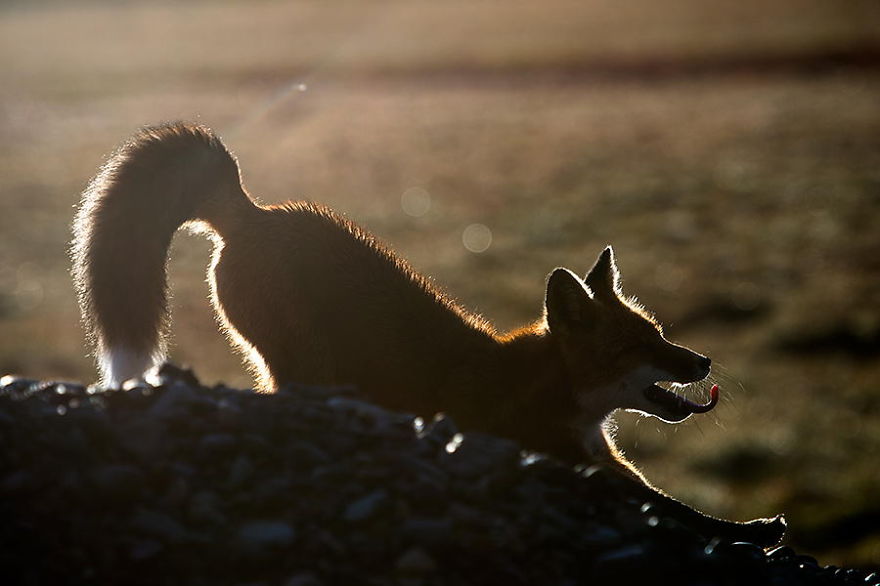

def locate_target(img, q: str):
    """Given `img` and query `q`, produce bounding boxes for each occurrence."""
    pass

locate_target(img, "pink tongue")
[687,384,719,413]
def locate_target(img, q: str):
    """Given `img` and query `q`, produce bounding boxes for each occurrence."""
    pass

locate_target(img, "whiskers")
[656,362,743,431]
[689,362,744,430]
[707,361,745,403]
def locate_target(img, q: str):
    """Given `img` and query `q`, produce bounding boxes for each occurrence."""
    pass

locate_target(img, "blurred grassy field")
[2,0,879,568]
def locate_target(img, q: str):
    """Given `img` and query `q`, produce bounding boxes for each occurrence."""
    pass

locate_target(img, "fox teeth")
[656,381,689,394]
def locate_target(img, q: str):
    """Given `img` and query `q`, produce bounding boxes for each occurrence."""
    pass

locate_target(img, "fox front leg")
[647,485,786,547]
[583,464,786,547]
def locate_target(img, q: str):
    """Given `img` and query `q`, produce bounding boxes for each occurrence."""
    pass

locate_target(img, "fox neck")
[481,323,643,468]
[458,323,584,462]
[494,323,569,403]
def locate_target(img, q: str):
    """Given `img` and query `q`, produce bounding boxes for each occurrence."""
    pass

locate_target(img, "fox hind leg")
[99,346,161,388]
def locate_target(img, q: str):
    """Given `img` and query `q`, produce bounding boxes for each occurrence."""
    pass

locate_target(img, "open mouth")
[642,383,719,422]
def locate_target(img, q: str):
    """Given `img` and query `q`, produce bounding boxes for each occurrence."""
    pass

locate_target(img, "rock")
[199,432,237,454]
[128,539,164,561]
[0,470,37,495]
[147,382,196,418]
[594,544,647,564]
[767,545,797,561]
[1,366,873,586]
[395,547,438,575]
[439,432,521,480]
[187,491,227,527]
[420,413,459,445]
[154,363,202,388]
[237,521,297,552]
[89,465,145,499]
[400,517,454,546]
[129,509,188,543]
[576,523,622,547]
[284,572,323,586]
[343,489,389,522]
[326,396,392,421]
[0,374,36,393]
[226,454,254,487]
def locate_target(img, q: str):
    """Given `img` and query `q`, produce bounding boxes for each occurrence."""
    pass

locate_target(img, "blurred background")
[1,0,878,568]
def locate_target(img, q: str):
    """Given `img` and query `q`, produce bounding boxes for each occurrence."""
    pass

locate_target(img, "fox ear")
[545,268,594,332]
[584,246,620,300]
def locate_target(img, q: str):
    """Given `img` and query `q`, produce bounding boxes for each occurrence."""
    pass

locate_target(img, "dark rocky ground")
[1,363,877,586]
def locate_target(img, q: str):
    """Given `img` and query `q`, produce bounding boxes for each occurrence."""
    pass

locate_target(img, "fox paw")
[737,514,787,548]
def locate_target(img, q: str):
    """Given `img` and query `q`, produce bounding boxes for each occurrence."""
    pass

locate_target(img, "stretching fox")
[72,122,784,545]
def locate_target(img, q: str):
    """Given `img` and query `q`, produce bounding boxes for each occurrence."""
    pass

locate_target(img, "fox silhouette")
[72,122,784,546]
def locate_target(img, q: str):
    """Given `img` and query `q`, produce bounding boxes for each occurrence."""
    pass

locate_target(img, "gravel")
[1,363,877,586]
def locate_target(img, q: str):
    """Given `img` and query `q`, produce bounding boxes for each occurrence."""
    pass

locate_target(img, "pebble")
[129,509,188,543]
[199,432,237,454]
[326,396,393,421]
[226,454,254,487]
[147,382,196,418]
[767,545,796,559]
[284,572,323,586]
[395,547,438,575]
[420,413,459,444]
[440,432,521,479]
[343,489,389,522]
[401,517,454,546]
[577,523,623,547]
[237,520,297,551]
[187,490,227,527]
[128,539,164,561]
[595,544,648,564]
[0,470,35,494]
[0,374,34,392]
[89,465,145,499]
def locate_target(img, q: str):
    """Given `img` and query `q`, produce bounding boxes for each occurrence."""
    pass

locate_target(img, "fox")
[71,122,784,546]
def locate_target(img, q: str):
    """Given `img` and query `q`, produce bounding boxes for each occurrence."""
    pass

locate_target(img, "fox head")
[544,247,715,425]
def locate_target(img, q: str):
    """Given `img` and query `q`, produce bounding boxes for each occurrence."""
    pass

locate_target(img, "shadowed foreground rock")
[1,364,877,586]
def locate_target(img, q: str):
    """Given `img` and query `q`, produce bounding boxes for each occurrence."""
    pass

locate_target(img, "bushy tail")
[71,122,244,387]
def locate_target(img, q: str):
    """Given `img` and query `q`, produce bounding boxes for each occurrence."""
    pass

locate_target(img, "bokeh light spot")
[462,223,492,253]
[401,187,431,217]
